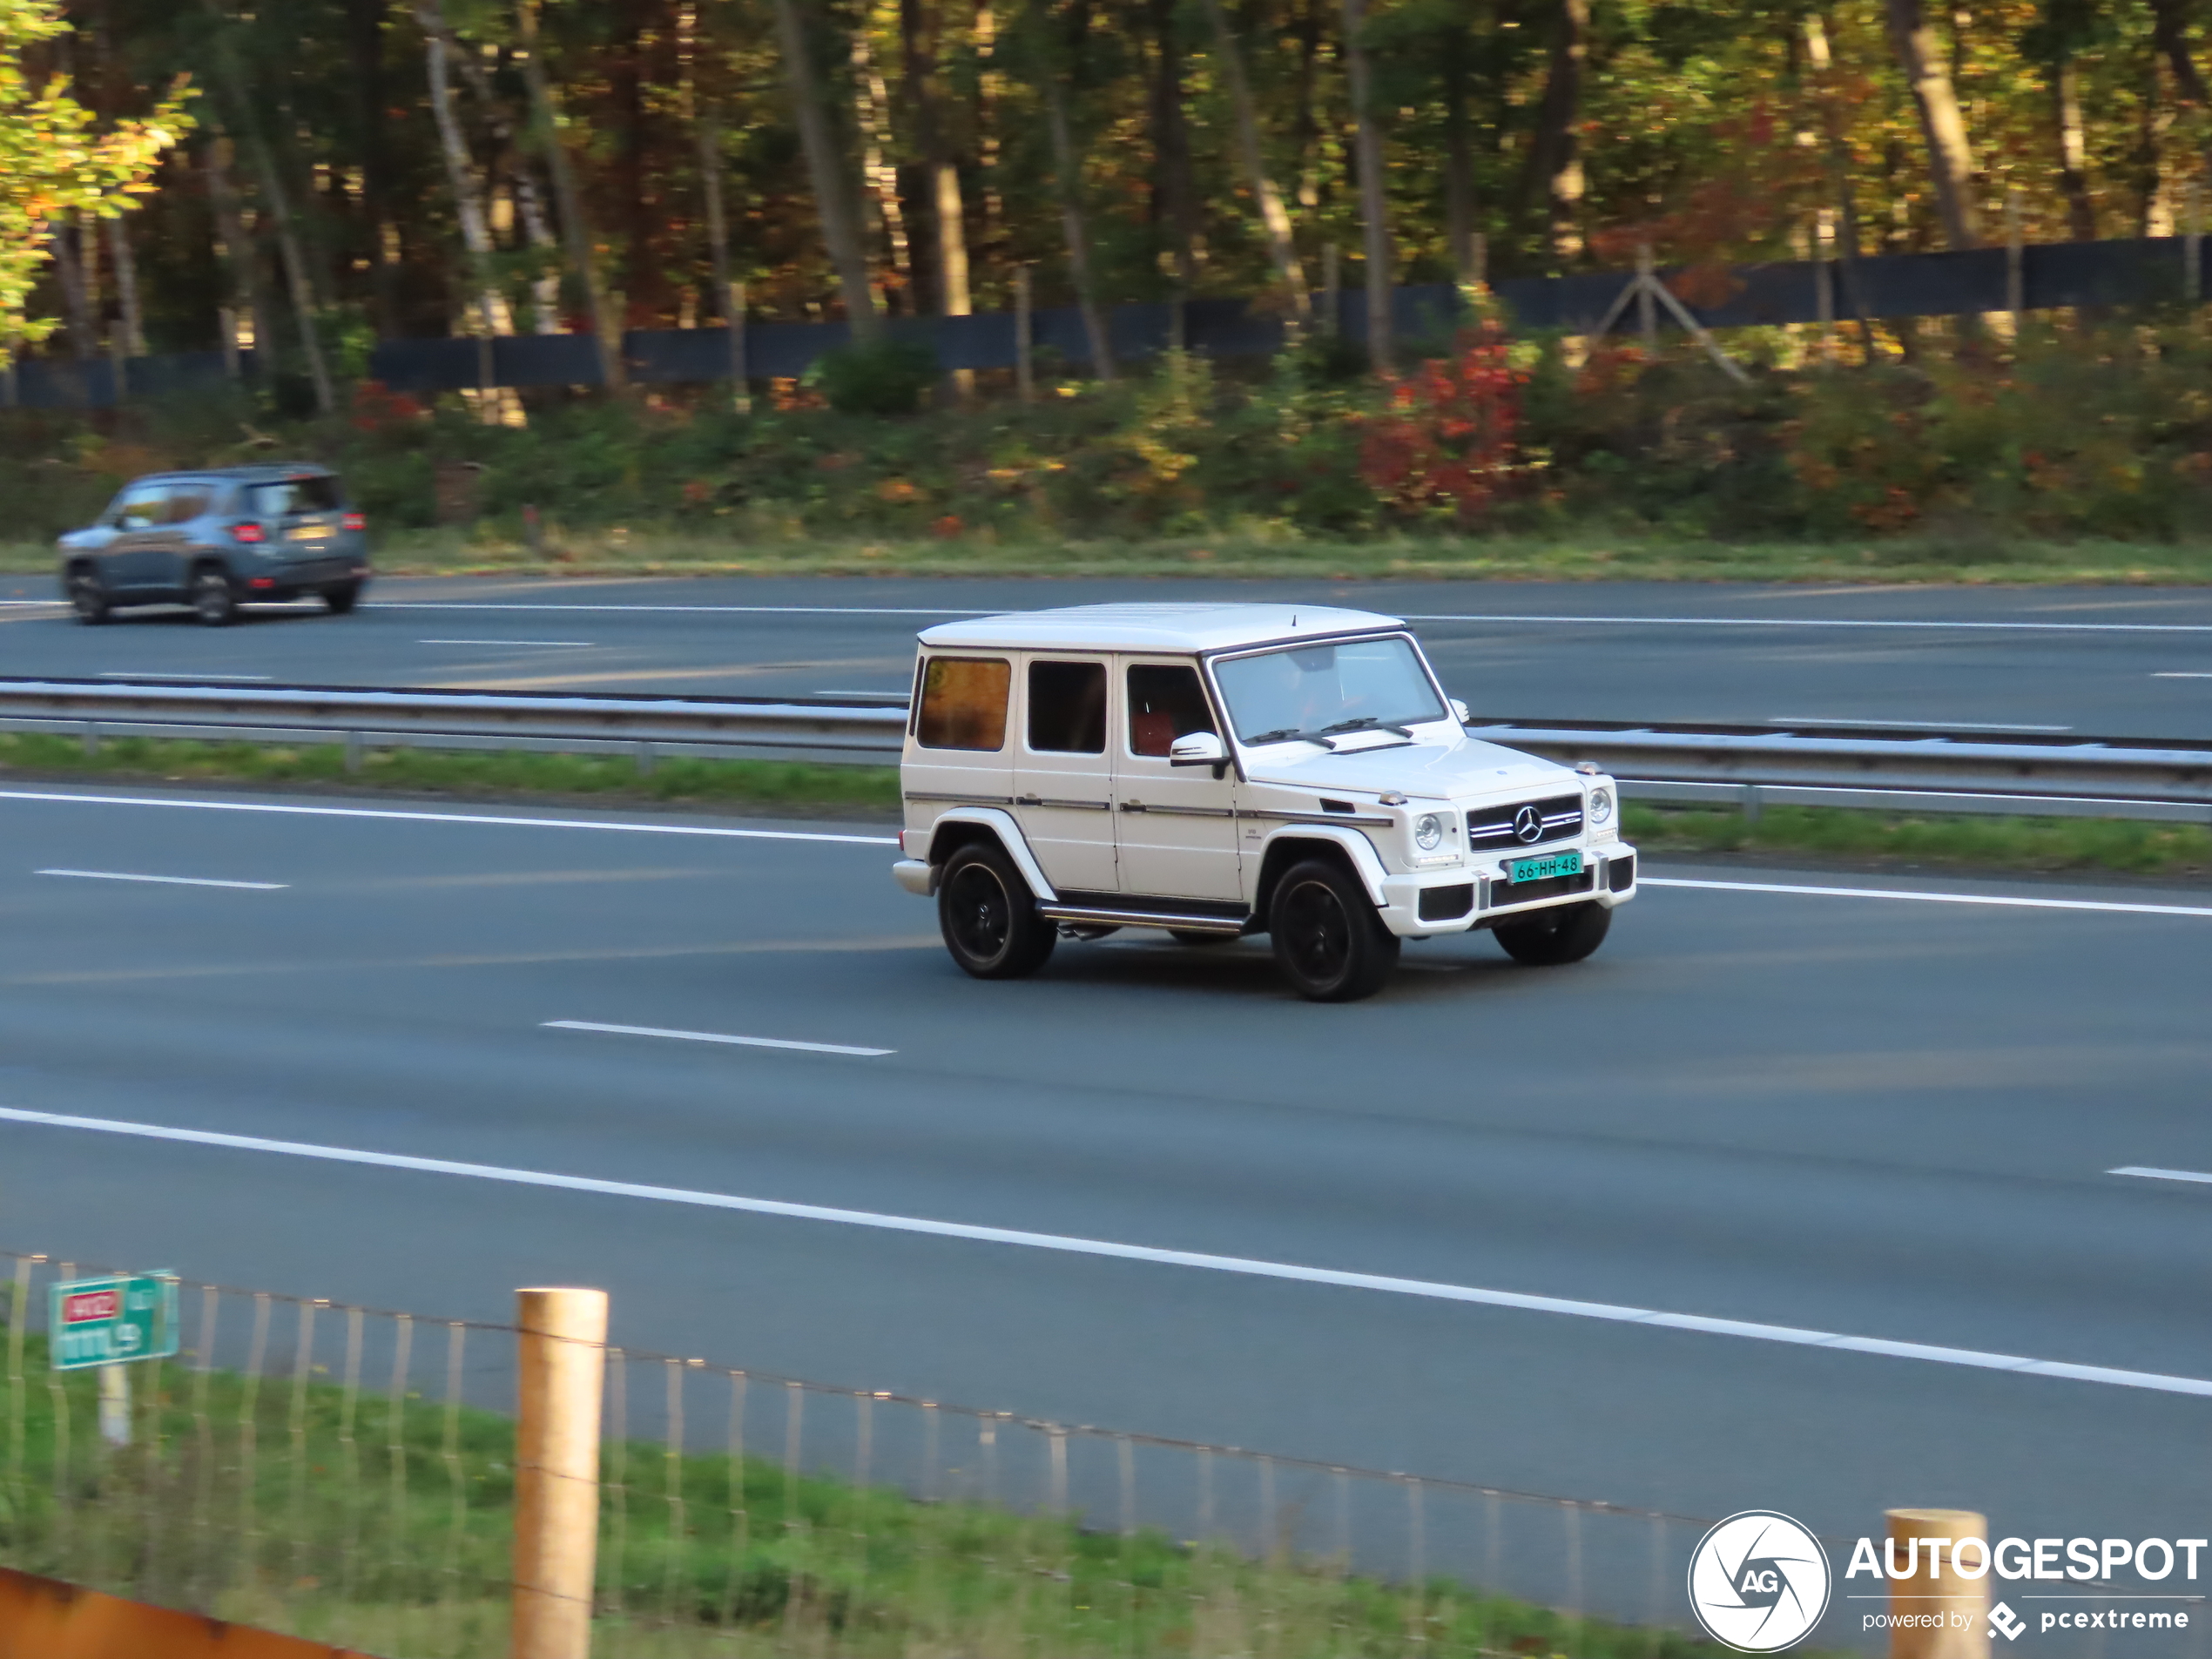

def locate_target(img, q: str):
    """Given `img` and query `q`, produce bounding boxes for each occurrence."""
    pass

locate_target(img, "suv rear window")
[245,476,343,518]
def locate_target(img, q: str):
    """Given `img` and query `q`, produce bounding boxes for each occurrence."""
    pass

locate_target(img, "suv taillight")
[341,511,366,531]
[233,522,265,543]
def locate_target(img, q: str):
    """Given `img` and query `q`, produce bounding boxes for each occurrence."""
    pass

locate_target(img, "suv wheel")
[322,583,361,615]
[66,568,111,625]
[190,567,239,627]
[1494,900,1611,966]
[937,842,1057,979]
[1268,857,1399,1001]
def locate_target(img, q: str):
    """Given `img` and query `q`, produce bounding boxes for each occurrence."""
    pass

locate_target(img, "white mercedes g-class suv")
[890,603,1635,1001]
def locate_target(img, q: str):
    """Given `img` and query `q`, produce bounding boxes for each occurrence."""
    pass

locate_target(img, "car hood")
[1244,735,1573,799]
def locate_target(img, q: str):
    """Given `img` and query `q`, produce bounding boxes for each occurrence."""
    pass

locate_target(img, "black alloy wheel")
[66,568,111,625]
[190,567,239,627]
[1268,857,1400,1002]
[1493,900,1612,966]
[937,842,1057,979]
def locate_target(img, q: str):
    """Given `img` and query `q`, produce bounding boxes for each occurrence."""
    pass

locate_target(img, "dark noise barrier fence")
[5,233,2203,409]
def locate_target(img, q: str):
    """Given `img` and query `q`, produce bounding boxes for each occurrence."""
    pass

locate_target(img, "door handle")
[1014,794,1042,806]
[1119,800,1146,813]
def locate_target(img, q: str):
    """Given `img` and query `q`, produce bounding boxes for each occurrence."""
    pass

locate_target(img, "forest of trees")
[16,0,2212,392]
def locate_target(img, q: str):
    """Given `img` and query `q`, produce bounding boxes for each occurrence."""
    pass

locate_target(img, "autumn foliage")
[1358,324,1527,523]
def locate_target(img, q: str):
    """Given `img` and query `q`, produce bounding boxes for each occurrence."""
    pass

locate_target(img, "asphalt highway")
[1,780,2209,1617]
[5,573,2212,735]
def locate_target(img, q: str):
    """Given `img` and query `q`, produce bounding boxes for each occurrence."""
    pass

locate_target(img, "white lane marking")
[418,637,597,648]
[545,1018,892,1056]
[374,603,988,617]
[37,868,287,890]
[2154,672,2212,678]
[1403,611,2212,634]
[95,671,273,682]
[2112,1167,2212,1186]
[1767,717,2072,732]
[1644,877,2212,920]
[0,788,898,845]
[0,1103,2203,1398]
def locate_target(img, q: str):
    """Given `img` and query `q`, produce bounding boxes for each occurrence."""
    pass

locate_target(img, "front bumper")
[1377,843,1637,938]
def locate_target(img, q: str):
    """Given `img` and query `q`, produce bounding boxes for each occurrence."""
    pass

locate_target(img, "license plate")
[288,523,334,542]
[1506,849,1582,883]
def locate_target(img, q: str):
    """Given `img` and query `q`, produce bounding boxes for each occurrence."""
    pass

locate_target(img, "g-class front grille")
[1467,793,1584,852]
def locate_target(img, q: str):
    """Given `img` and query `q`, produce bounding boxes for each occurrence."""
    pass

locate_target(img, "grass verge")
[2,733,2202,878]
[2,1323,1700,1659]
[13,529,2212,583]
[0,731,902,817]
[1622,802,2212,879]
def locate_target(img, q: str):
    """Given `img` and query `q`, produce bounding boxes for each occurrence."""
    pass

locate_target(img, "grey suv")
[57,465,372,626]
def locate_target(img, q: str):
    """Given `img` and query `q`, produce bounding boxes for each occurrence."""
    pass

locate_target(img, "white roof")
[915,603,1406,654]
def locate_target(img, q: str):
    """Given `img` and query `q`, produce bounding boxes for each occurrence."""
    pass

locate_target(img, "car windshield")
[1212,636,1447,745]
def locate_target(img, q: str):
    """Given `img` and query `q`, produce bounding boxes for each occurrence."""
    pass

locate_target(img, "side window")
[1027,660,1106,754]
[160,487,210,525]
[1125,664,1215,758]
[917,658,1011,751]
[111,484,166,530]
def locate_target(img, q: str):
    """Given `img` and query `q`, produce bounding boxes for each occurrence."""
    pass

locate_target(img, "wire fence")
[0,1246,1732,1657]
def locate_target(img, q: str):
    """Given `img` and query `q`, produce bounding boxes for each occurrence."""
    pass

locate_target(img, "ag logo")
[1687,1511,1832,1652]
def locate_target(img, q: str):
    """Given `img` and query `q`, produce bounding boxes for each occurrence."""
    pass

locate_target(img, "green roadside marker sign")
[48,1274,179,1371]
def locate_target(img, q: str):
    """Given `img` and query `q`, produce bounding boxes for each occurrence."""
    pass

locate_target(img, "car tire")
[1493,900,1612,966]
[322,583,360,615]
[937,841,1057,980]
[66,568,111,625]
[1168,929,1236,947]
[190,567,239,627]
[1268,857,1399,1002]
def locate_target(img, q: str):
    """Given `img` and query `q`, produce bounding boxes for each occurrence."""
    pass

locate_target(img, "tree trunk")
[1042,78,1115,381]
[2050,57,2094,240]
[900,0,972,324]
[973,0,1004,263]
[417,4,518,343]
[49,223,98,362]
[769,0,882,339]
[206,134,273,367]
[850,25,913,312]
[1440,24,1474,283]
[516,0,628,382]
[2151,0,2212,185]
[1148,0,1199,310]
[1885,0,1979,248]
[1198,0,1309,320]
[346,0,398,334]
[1516,0,1588,268]
[105,216,143,357]
[1339,0,1392,366]
[1800,12,1876,354]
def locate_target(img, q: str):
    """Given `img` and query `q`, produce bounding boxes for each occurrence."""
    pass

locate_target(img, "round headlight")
[1414,813,1445,851]
[1588,787,1613,825]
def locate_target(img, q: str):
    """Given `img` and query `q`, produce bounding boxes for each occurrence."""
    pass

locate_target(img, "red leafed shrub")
[1359,325,1526,523]
[348,381,425,433]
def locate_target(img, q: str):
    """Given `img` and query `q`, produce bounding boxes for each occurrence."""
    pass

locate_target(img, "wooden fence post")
[1885,1507,1989,1659]
[514,1287,609,1659]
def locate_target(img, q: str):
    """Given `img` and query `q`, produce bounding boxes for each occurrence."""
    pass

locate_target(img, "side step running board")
[1038,904,1248,935]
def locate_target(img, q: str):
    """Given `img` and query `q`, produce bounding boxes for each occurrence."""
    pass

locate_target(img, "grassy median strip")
[0,731,904,816]
[1622,802,2212,879]
[1,732,2203,878]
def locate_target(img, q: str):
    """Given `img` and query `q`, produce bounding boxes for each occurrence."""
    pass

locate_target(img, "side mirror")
[1450,698,1472,725]
[1168,731,1227,767]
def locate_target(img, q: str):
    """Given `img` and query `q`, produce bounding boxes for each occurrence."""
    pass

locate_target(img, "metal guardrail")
[1,678,2208,822]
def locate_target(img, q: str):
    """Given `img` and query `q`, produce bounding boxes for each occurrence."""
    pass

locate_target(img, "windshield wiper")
[1317,717,1414,738]
[1245,726,1326,746]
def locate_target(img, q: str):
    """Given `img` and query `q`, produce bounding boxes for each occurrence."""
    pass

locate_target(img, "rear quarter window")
[917,658,1011,751]
[246,476,344,518]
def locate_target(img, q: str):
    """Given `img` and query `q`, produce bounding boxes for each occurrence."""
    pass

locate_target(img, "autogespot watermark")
[1844,1535,2206,1644]
[1689,1512,1833,1652]
[1692,1521,2209,1652]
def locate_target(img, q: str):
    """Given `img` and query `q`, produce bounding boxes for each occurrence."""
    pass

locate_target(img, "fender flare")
[1256,825,1389,908]
[925,807,1060,903]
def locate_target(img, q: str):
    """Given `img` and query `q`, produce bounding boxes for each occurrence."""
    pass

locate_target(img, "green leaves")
[0,0,196,345]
